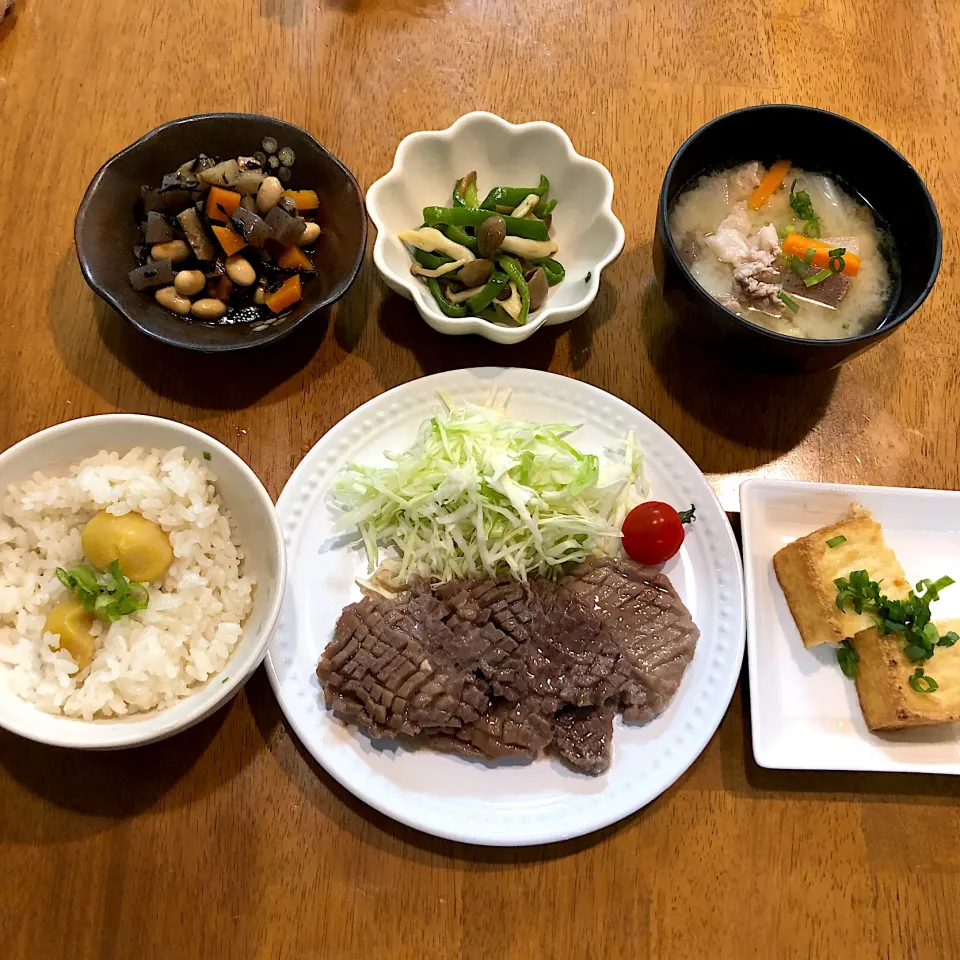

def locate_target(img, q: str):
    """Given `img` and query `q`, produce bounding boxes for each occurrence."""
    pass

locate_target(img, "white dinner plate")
[741,478,960,774]
[266,368,745,845]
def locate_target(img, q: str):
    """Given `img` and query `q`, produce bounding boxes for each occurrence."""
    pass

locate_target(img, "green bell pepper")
[531,257,565,286]
[480,175,549,211]
[412,248,453,270]
[466,270,510,313]
[497,254,530,325]
[440,223,478,252]
[423,206,549,241]
[426,278,468,317]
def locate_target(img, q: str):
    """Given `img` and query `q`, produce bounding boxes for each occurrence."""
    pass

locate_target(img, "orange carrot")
[211,224,247,256]
[205,186,242,223]
[782,233,860,277]
[281,189,320,211]
[748,160,792,211]
[264,275,302,313]
[276,246,313,271]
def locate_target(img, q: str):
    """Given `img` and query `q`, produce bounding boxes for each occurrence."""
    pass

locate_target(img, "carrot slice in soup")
[782,233,860,277]
[748,160,792,210]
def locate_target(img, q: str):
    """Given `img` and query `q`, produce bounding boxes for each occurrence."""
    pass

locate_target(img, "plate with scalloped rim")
[266,368,744,846]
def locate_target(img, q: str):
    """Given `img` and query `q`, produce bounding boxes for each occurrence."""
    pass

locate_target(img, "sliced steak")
[552,704,616,776]
[319,555,699,774]
[561,557,700,723]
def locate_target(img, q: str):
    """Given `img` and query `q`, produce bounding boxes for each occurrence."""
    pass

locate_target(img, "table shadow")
[639,276,839,471]
[49,250,355,414]
[720,666,960,804]
[247,663,705,866]
[0,702,232,844]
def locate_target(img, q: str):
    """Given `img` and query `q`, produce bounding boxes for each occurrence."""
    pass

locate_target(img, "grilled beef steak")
[318,557,699,775]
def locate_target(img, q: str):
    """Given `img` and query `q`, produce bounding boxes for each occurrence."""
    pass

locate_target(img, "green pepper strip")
[480,175,549,211]
[424,207,549,241]
[497,255,530,325]
[477,306,502,323]
[412,248,453,270]
[531,257,565,285]
[453,172,479,209]
[440,223,478,252]
[426,278,468,317]
[535,197,558,219]
[466,270,510,313]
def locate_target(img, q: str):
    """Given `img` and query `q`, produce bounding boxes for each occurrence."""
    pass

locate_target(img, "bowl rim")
[366,110,625,343]
[0,413,287,749]
[657,103,943,349]
[74,112,367,354]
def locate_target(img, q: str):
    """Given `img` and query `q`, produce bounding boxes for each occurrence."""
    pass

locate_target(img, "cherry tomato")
[621,502,696,565]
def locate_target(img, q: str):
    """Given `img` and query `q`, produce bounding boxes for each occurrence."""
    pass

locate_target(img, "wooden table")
[2,0,959,957]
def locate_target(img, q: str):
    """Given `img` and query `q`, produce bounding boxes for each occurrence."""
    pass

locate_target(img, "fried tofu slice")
[773,506,908,648]
[851,619,960,731]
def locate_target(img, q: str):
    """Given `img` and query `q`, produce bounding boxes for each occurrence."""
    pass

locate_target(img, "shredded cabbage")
[330,392,647,585]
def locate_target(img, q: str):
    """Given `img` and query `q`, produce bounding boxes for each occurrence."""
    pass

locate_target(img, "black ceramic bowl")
[75,114,366,352]
[654,104,941,372]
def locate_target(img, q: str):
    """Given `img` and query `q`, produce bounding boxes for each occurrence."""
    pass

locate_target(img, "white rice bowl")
[0,446,255,720]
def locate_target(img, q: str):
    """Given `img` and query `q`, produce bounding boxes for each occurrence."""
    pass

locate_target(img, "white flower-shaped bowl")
[366,112,625,344]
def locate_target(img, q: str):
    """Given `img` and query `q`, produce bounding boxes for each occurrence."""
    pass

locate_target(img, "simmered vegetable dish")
[399,172,564,325]
[129,137,322,324]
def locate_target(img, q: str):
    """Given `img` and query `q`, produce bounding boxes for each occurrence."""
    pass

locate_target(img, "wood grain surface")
[2,0,959,957]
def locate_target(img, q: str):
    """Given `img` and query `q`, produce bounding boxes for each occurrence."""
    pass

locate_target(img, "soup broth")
[670,162,895,340]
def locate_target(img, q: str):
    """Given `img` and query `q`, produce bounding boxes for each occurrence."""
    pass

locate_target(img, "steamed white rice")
[0,447,255,720]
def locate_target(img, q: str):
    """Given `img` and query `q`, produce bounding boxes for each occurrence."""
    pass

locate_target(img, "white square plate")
[740,478,960,774]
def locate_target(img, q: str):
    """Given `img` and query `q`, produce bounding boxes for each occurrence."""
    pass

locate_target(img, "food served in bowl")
[318,395,700,775]
[129,136,322,326]
[399,172,565,326]
[0,447,254,719]
[670,160,895,340]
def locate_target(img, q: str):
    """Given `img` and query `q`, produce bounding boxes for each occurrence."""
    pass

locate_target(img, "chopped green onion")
[678,505,697,524]
[827,247,846,258]
[203,452,212,461]
[829,255,845,273]
[585,272,592,283]
[803,248,815,265]
[909,669,938,694]
[938,631,959,648]
[804,268,833,287]
[904,644,928,662]
[778,291,800,313]
[826,535,847,548]
[55,561,149,622]
[837,639,859,678]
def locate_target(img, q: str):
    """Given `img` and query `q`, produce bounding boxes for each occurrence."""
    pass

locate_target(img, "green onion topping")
[804,268,833,288]
[837,639,859,678]
[56,561,150,622]
[203,452,212,461]
[826,535,847,548]
[909,668,939,694]
[778,291,800,313]
[834,570,955,686]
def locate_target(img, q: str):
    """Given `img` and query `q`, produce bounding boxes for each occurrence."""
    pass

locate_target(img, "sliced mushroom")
[499,282,522,320]
[398,226,476,263]
[445,284,486,304]
[410,259,469,279]
[526,267,549,311]
[477,216,507,259]
[457,259,494,288]
[510,194,541,219]
[499,236,559,259]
